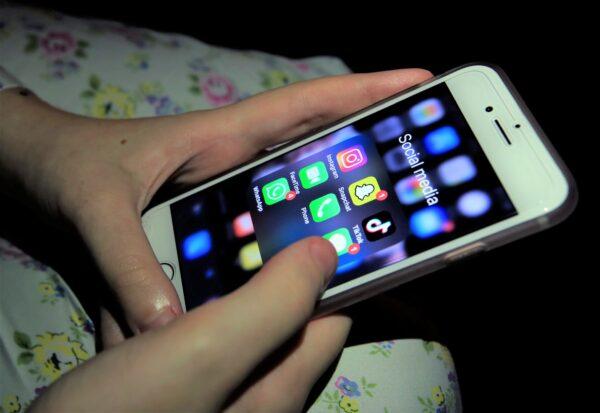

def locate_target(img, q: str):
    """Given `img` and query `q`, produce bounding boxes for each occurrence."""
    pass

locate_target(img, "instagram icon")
[336,145,368,172]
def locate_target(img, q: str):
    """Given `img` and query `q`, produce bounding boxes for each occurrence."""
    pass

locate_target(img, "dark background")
[8,2,595,411]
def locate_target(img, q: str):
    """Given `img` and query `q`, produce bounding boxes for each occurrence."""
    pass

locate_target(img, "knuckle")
[110,254,157,289]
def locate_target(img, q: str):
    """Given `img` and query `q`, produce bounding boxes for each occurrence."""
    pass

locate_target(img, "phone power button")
[444,243,486,264]
[161,263,175,280]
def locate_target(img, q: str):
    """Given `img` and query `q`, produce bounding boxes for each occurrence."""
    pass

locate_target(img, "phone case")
[315,63,578,316]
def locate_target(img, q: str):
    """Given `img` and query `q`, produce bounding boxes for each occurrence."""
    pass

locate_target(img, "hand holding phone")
[0,69,433,338]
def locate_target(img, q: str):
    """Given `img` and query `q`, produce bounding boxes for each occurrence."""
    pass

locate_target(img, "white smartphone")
[142,64,576,314]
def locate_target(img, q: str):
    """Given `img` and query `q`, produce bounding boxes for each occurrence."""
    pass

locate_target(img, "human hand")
[0,69,432,336]
[31,236,350,412]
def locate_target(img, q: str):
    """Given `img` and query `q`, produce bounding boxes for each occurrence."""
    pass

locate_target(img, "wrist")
[0,88,86,210]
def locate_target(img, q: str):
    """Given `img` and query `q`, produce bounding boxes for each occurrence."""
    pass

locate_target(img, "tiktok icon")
[362,211,396,242]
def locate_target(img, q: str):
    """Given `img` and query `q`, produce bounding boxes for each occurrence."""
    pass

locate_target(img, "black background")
[7,2,595,411]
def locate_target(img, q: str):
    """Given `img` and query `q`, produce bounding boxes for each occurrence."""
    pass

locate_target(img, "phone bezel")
[142,64,576,313]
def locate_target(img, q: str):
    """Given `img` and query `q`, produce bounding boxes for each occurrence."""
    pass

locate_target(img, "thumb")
[77,198,183,333]
[181,236,338,391]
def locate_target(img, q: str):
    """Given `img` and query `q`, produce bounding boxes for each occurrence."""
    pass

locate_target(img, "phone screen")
[170,82,517,309]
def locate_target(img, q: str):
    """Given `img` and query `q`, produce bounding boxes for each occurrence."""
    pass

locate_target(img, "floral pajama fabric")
[0,5,461,412]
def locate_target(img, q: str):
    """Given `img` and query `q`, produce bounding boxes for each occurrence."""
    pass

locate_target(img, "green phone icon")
[309,193,340,222]
[262,177,290,205]
[299,161,329,189]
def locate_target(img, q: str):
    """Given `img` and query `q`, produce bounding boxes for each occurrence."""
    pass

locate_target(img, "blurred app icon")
[309,193,341,222]
[423,126,460,155]
[233,211,254,238]
[323,227,353,256]
[383,146,410,173]
[239,241,263,271]
[349,176,381,206]
[362,211,396,241]
[336,145,368,172]
[457,190,492,217]
[299,161,329,189]
[437,155,477,186]
[395,175,425,205]
[409,206,454,238]
[372,116,404,142]
[409,98,445,127]
[262,177,290,205]
[183,230,212,260]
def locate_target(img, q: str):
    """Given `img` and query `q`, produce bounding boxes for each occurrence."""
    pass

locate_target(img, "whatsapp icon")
[262,177,290,205]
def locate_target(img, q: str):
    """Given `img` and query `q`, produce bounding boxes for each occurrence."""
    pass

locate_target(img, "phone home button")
[160,263,175,280]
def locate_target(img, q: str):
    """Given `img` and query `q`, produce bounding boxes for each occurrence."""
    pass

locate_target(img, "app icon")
[372,116,404,142]
[336,145,368,172]
[362,211,397,242]
[183,230,212,260]
[299,161,329,189]
[409,206,454,239]
[394,175,425,205]
[349,176,381,206]
[457,190,492,217]
[323,228,353,256]
[437,155,477,186]
[309,193,341,222]
[383,146,414,173]
[233,211,254,238]
[409,98,445,127]
[262,177,290,205]
[239,241,263,271]
[423,126,460,155]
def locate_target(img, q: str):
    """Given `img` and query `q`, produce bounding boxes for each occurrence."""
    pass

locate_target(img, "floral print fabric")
[0,5,348,118]
[308,339,461,413]
[0,5,461,412]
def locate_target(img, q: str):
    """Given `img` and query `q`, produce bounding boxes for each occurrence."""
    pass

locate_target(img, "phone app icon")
[336,145,367,172]
[323,228,353,256]
[437,155,476,186]
[423,126,460,155]
[262,177,290,205]
[349,176,381,206]
[457,190,492,218]
[394,175,425,205]
[372,116,404,143]
[299,161,329,189]
[233,211,254,238]
[182,229,212,260]
[362,211,396,242]
[239,241,263,271]
[409,98,445,127]
[309,193,341,222]
[409,206,454,239]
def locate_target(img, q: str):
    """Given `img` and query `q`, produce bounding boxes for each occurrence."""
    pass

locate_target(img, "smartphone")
[142,64,577,314]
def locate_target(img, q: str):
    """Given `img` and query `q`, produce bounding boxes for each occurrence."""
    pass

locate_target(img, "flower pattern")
[13,331,90,383]
[23,29,88,79]
[335,376,361,397]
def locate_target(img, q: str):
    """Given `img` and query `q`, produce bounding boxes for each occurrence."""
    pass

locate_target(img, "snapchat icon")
[349,176,381,206]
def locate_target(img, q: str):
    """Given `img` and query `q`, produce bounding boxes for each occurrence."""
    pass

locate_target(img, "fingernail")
[140,306,177,332]
[309,238,338,291]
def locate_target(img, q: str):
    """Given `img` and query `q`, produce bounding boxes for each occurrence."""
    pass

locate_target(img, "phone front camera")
[485,106,493,112]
